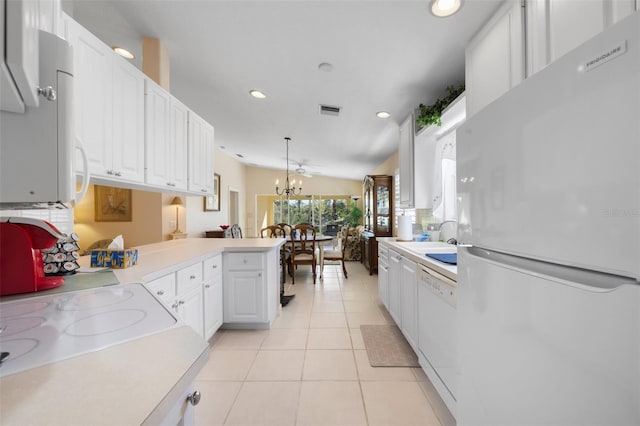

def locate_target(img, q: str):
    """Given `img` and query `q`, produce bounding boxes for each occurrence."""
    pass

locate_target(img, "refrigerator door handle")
[464,246,639,293]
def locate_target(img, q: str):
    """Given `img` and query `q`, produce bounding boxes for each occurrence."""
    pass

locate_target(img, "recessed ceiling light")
[376,111,391,119]
[249,90,266,99]
[112,46,135,59]
[430,0,462,17]
[318,62,333,72]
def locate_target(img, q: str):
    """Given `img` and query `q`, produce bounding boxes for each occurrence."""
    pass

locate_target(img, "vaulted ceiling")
[70,0,501,181]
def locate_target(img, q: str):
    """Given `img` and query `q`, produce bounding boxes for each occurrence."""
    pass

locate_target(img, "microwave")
[0,30,88,209]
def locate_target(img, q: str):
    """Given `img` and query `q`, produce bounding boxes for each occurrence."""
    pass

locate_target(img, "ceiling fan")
[288,158,315,178]
[295,164,313,178]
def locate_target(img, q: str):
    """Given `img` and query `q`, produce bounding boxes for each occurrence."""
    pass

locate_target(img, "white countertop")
[80,236,285,283]
[0,237,284,425]
[377,238,458,281]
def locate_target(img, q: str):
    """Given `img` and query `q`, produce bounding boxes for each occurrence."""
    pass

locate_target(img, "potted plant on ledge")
[415,83,465,132]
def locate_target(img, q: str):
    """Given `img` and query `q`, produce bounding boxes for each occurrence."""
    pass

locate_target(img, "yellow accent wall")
[73,184,163,250]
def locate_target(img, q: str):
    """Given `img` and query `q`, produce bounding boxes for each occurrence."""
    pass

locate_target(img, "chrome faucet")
[437,220,457,231]
[438,220,458,245]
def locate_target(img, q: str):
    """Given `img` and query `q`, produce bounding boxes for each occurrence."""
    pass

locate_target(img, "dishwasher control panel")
[420,268,457,309]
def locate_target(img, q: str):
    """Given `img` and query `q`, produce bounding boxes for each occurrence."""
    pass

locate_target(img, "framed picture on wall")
[94,186,132,222]
[204,173,221,211]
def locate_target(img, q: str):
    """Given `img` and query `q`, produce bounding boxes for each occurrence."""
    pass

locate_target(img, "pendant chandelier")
[275,137,302,198]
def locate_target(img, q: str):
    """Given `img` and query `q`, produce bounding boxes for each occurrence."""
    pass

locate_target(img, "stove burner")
[58,288,134,311]
[0,338,39,363]
[64,309,147,336]
[0,316,46,336]
[0,301,49,319]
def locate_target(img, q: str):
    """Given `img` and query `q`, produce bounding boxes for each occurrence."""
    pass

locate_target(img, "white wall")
[186,150,246,237]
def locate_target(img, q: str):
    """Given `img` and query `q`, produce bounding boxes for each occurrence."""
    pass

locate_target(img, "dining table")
[286,234,335,279]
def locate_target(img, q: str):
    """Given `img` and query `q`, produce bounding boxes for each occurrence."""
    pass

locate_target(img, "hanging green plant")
[416,83,465,128]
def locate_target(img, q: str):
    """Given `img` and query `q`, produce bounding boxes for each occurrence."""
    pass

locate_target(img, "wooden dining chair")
[290,224,316,284]
[260,225,286,238]
[323,228,348,278]
[230,224,243,238]
[276,223,293,237]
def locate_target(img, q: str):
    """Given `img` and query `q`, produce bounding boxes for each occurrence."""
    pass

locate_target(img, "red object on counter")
[0,218,66,296]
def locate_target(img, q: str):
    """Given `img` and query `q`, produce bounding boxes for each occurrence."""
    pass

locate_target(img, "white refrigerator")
[456,11,640,426]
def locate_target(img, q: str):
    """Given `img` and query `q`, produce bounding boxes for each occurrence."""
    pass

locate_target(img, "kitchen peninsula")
[0,237,285,425]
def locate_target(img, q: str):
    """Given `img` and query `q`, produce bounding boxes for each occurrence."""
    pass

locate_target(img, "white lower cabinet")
[203,255,223,340]
[400,257,418,351]
[378,245,389,307]
[223,250,279,327]
[146,260,206,339]
[158,381,201,426]
[379,242,458,418]
[388,249,402,325]
[177,285,204,339]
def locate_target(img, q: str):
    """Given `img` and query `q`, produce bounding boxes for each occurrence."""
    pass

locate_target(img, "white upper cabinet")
[62,13,215,193]
[188,110,214,195]
[111,57,145,182]
[465,0,525,118]
[526,0,638,76]
[66,16,144,183]
[145,78,188,191]
[65,16,113,178]
[398,113,415,208]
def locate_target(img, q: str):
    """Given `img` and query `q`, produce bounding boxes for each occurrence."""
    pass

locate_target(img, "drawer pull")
[205,284,211,288]
[212,264,218,269]
[157,290,165,296]
[178,300,185,305]
[171,303,178,309]
[190,274,196,280]
[187,390,201,406]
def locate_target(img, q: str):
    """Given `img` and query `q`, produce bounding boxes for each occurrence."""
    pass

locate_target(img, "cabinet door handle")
[257,272,262,277]
[178,300,185,305]
[157,290,165,296]
[190,274,196,280]
[114,171,122,177]
[187,390,201,406]
[205,284,211,288]
[171,302,178,309]
[212,264,217,269]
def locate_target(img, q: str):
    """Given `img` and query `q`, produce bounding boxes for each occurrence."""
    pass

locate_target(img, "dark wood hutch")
[361,174,393,274]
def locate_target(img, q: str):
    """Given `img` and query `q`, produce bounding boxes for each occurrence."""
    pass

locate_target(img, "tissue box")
[90,249,138,269]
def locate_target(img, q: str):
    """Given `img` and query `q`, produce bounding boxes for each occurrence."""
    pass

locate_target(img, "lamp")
[275,137,302,198]
[170,196,183,234]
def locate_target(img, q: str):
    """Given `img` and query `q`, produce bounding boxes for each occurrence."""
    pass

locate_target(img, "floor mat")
[360,324,419,367]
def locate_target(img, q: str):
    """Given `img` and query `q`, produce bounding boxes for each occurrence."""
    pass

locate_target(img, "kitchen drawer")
[176,262,203,294]
[379,245,388,262]
[203,255,222,282]
[225,252,263,270]
[146,274,176,305]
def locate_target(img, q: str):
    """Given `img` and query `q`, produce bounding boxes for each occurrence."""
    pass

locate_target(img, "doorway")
[229,188,239,226]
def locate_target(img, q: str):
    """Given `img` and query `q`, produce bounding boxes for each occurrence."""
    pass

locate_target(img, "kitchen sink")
[395,241,457,255]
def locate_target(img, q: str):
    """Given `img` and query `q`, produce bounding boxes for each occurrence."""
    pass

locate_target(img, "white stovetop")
[0,283,177,377]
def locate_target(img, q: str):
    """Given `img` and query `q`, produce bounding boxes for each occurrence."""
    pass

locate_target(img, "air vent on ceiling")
[319,104,341,116]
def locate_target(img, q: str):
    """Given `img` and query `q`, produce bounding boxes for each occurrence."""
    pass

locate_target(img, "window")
[394,168,416,232]
[268,195,351,234]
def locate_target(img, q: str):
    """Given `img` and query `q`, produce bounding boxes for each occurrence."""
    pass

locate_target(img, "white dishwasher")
[418,266,457,417]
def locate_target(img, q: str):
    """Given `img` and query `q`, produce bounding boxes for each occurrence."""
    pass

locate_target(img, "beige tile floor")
[194,261,455,426]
